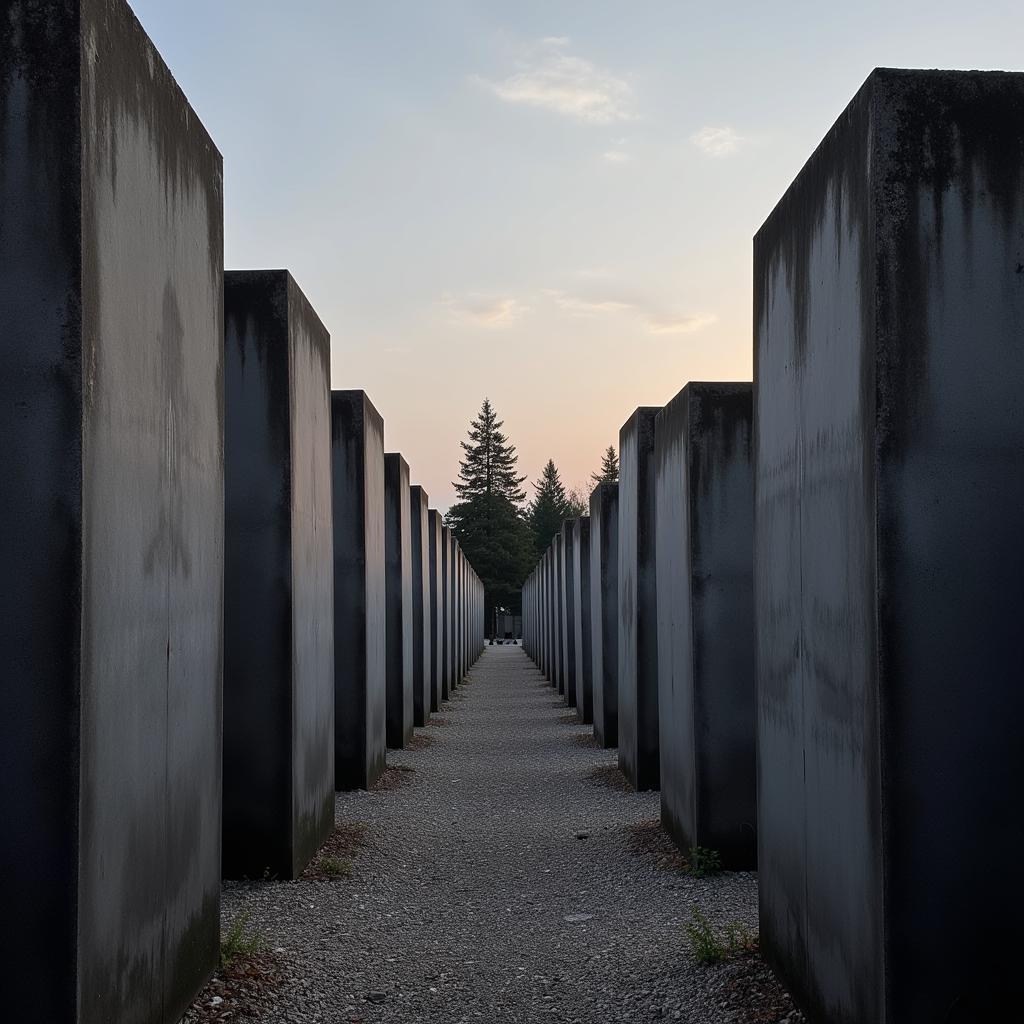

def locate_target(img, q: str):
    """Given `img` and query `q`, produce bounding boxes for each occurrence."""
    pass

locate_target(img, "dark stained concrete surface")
[0,1,223,1019]
[441,526,452,700]
[654,383,755,870]
[410,486,432,727]
[589,484,619,748]
[618,409,662,791]
[560,520,578,708]
[572,517,594,724]
[331,391,387,791]
[384,454,414,749]
[755,68,1024,1024]
[428,511,444,712]
[223,271,334,881]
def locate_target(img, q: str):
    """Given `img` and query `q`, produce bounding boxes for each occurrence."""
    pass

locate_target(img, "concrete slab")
[561,520,578,707]
[0,2,223,1016]
[755,68,1024,1023]
[410,486,431,727]
[572,517,594,724]
[654,383,755,869]
[618,408,662,790]
[384,454,414,748]
[427,510,444,712]
[223,271,334,880]
[589,483,619,747]
[331,391,386,790]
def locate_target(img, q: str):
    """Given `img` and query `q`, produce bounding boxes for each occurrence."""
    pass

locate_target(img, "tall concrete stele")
[571,516,593,724]
[589,482,619,746]
[410,486,432,727]
[0,1,224,1019]
[384,453,414,749]
[755,68,1024,1022]
[618,407,662,791]
[427,510,445,712]
[223,271,335,880]
[654,383,755,871]
[560,520,578,708]
[441,525,452,699]
[331,391,387,790]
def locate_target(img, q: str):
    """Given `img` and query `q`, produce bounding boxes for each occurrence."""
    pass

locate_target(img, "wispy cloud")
[690,125,744,157]
[603,149,631,163]
[646,313,718,335]
[475,38,635,125]
[545,290,633,316]
[442,294,526,329]
[546,288,716,337]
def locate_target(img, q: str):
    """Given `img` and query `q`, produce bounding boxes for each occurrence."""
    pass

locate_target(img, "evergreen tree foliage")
[453,397,526,504]
[528,459,576,556]
[590,445,619,485]
[446,398,533,627]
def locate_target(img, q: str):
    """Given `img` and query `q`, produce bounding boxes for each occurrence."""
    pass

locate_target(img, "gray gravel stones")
[182,646,802,1023]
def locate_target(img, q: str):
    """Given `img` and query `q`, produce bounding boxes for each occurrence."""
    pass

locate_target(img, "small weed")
[684,908,758,965]
[221,911,265,969]
[319,856,352,878]
[686,846,722,878]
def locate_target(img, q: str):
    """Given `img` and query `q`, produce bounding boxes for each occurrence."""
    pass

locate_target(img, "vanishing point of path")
[192,647,799,1024]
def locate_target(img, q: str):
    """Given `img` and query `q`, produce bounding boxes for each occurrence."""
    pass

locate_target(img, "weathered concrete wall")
[455,546,463,684]
[561,521,578,707]
[755,69,1024,1024]
[331,391,387,790]
[427,509,444,712]
[451,539,460,686]
[572,517,594,724]
[0,2,224,1018]
[410,486,431,726]
[655,383,755,869]
[554,533,565,694]
[540,551,549,677]
[589,484,619,747]
[441,526,452,698]
[618,408,661,790]
[223,271,334,881]
[384,454,414,748]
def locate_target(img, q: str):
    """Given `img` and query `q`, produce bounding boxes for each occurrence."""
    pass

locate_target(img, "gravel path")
[187,646,801,1024]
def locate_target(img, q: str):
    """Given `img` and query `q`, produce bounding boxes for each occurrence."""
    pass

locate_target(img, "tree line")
[445,398,618,633]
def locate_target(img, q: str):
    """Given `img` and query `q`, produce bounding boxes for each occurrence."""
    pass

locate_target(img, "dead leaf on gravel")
[702,953,804,1023]
[183,950,286,1022]
[626,819,690,873]
[374,764,416,790]
[587,763,634,792]
[302,822,369,881]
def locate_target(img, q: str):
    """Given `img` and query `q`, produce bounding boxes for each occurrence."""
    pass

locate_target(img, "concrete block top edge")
[410,485,430,505]
[226,269,331,344]
[102,0,225,164]
[384,452,410,473]
[619,406,664,435]
[658,381,754,418]
[331,389,384,428]
[754,66,1024,245]
[589,480,619,505]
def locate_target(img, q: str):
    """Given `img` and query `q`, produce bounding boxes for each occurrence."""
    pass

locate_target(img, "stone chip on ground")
[184,646,801,1023]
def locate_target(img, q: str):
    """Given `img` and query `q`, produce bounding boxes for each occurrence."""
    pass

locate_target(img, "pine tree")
[446,398,534,631]
[453,397,527,504]
[590,445,619,486]
[528,459,574,556]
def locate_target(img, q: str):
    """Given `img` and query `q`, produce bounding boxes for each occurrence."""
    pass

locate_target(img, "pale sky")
[132,0,1021,511]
